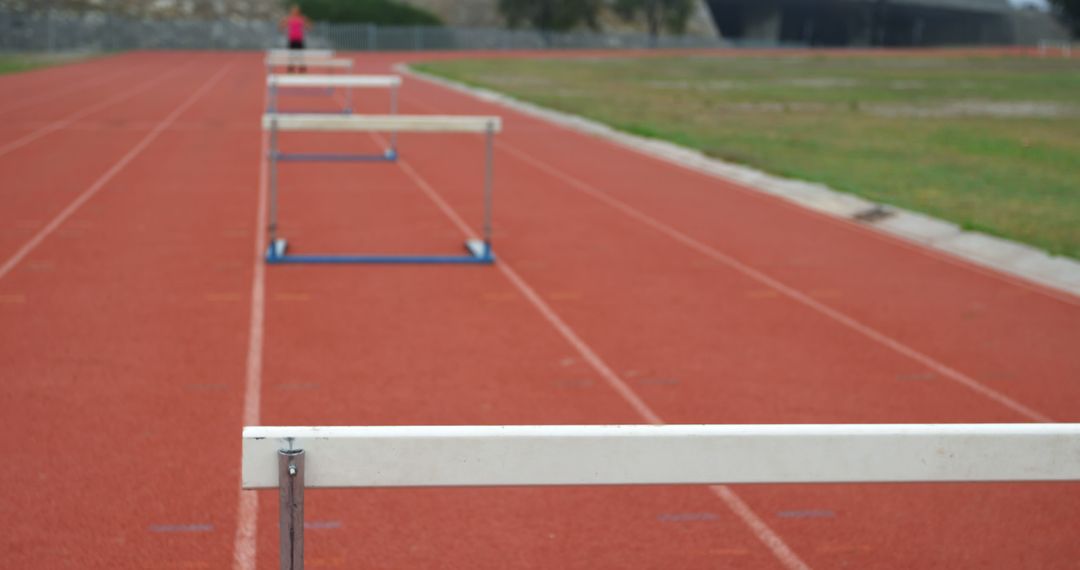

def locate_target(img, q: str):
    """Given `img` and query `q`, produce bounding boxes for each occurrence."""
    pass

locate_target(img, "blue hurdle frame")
[266,77,400,163]
[264,54,351,109]
[267,81,357,115]
[264,116,496,265]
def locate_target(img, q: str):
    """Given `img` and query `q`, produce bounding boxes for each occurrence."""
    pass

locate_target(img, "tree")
[497,0,602,33]
[613,0,693,41]
[1050,0,1080,37]
[292,0,442,25]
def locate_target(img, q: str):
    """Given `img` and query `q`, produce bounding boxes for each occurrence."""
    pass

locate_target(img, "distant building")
[703,0,1069,46]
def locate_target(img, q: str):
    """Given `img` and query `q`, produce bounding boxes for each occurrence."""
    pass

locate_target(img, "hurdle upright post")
[268,118,280,245]
[483,121,495,257]
[344,60,355,114]
[268,81,278,113]
[278,449,305,570]
[389,85,400,156]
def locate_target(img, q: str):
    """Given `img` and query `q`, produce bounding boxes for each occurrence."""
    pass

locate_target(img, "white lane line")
[387,146,811,570]
[496,140,1053,424]
[0,59,195,159]
[0,63,234,282]
[232,64,271,570]
[0,63,141,118]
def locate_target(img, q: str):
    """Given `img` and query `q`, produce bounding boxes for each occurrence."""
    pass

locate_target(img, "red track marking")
[0,62,234,283]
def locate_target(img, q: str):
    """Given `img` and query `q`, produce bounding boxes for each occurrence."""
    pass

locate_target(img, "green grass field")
[417,54,1080,259]
[0,52,94,75]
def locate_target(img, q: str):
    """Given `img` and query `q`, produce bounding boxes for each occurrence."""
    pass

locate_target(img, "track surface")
[0,50,1077,569]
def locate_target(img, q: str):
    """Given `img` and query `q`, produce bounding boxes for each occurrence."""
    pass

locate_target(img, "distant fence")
[0,10,730,52]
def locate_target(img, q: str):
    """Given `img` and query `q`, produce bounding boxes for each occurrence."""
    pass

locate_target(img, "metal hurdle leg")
[388,85,399,159]
[482,122,494,257]
[268,118,282,257]
[344,61,355,114]
[278,449,305,570]
[463,121,496,261]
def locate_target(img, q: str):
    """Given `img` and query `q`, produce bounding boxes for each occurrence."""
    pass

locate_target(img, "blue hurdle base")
[275,149,397,163]
[266,238,494,265]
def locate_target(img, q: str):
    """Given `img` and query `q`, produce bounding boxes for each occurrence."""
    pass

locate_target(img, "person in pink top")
[280,5,311,72]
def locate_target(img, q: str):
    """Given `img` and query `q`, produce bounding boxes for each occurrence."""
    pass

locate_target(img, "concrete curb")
[400,63,1080,300]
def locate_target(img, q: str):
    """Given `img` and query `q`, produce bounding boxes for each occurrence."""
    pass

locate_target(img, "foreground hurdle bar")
[243,424,1080,569]
[263,113,501,264]
[267,74,400,126]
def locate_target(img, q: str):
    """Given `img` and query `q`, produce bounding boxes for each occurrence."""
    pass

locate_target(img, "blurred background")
[0,0,1073,52]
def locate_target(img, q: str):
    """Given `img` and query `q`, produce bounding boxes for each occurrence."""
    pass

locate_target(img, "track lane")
[0,52,148,111]
[2,50,1077,570]
[0,54,212,119]
[0,54,262,568]
[0,53,201,148]
[396,58,1080,421]
[355,53,1080,568]
[0,57,230,268]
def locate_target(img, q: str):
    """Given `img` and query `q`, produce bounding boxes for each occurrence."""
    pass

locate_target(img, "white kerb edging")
[262,114,502,134]
[242,424,1080,489]
[267,74,401,88]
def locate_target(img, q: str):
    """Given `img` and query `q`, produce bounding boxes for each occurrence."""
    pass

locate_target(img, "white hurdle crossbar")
[267,48,335,59]
[267,73,400,116]
[262,113,502,264]
[264,55,353,70]
[243,424,1080,569]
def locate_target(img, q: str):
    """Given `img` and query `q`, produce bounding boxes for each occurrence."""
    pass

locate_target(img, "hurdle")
[1037,40,1074,58]
[267,48,335,59]
[263,113,501,264]
[264,55,356,103]
[243,423,1080,569]
[267,74,400,121]
[264,55,353,71]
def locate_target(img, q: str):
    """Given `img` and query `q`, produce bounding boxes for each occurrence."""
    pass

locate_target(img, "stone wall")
[0,0,284,19]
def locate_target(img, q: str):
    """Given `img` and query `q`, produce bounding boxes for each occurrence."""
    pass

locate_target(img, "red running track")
[0,50,1077,569]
